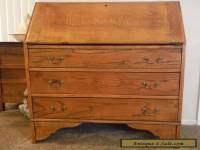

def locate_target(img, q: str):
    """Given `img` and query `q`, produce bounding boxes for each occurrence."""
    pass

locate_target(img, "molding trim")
[181,120,197,125]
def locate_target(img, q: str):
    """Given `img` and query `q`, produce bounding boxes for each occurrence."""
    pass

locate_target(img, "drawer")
[0,55,24,67]
[1,69,26,81]
[30,72,180,96]
[2,83,26,102]
[0,46,24,68]
[33,97,178,122]
[29,47,181,69]
[0,46,23,54]
[3,95,24,103]
[2,83,26,97]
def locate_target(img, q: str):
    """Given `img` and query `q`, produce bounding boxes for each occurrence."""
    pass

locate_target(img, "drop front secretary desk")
[25,2,185,143]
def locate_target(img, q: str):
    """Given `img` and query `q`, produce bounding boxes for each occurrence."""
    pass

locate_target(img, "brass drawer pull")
[48,79,64,87]
[47,56,64,64]
[155,58,162,64]
[153,82,160,88]
[142,81,160,89]
[141,106,160,116]
[143,57,150,64]
[143,57,162,64]
[61,105,67,112]
[50,106,56,111]
[142,81,149,88]
[50,105,67,112]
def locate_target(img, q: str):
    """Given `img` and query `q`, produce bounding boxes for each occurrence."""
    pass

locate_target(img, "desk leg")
[2,102,5,111]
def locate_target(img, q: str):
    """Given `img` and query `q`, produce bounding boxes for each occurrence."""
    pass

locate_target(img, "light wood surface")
[0,43,26,105]
[29,47,181,69]
[30,71,180,96]
[26,2,185,44]
[0,70,3,111]
[25,2,185,143]
[0,46,25,69]
[34,121,81,141]
[33,97,178,122]
[128,124,177,139]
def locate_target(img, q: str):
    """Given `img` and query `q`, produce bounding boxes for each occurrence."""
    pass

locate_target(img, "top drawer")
[28,47,181,69]
[0,46,24,68]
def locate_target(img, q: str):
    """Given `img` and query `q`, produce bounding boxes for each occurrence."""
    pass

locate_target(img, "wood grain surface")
[0,43,25,69]
[33,97,178,122]
[29,47,181,69]
[2,83,26,103]
[30,71,180,96]
[24,2,186,142]
[128,124,177,139]
[0,70,3,111]
[26,2,185,44]
[0,42,26,105]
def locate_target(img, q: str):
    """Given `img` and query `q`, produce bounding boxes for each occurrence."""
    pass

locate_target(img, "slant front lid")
[26,2,185,44]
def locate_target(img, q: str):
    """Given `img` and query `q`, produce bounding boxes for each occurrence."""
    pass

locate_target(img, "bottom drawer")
[2,83,26,103]
[33,98,178,122]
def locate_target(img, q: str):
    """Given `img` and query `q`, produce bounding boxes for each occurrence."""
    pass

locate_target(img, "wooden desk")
[25,2,185,143]
[0,42,26,111]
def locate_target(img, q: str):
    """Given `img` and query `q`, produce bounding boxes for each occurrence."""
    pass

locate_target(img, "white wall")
[0,0,200,125]
[0,0,35,41]
[180,0,200,125]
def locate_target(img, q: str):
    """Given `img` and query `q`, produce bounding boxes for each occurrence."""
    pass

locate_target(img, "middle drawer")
[30,72,180,96]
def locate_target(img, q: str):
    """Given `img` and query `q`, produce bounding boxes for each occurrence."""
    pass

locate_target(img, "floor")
[0,109,199,150]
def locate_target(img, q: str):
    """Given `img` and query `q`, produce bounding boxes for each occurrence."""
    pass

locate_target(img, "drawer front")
[29,48,181,69]
[33,97,178,122]
[2,83,26,102]
[1,69,26,80]
[0,55,24,67]
[0,46,23,54]
[2,83,26,97]
[30,72,180,96]
[0,46,24,67]
[3,95,24,103]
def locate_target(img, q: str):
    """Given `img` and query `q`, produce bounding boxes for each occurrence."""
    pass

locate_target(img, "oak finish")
[25,2,185,143]
[127,124,177,139]
[0,71,3,111]
[29,47,181,69]
[0,42,26,110]
[33,97,178,122]
[30,71,180,96]
[34,121,81,141]
[26,2,185,44]
[0,44,25,69]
